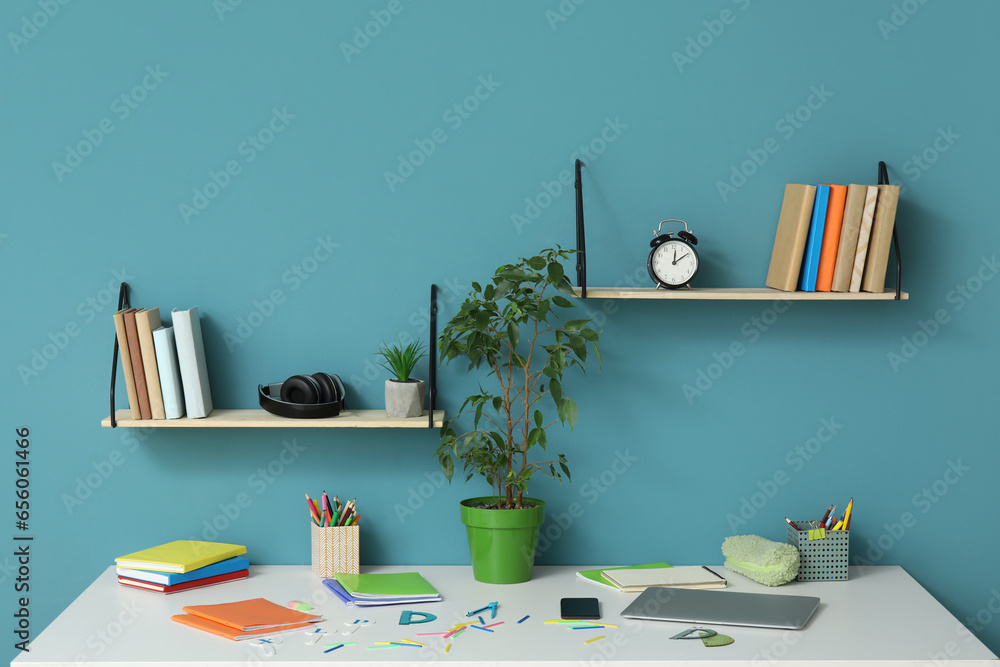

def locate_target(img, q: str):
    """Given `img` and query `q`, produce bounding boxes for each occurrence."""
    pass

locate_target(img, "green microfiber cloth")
[721,535,800,586]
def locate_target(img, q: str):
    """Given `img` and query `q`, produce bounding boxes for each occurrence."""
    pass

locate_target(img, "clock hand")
[672,253,690,265]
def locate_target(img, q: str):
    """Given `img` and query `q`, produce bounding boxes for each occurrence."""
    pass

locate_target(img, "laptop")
[620,586,820,630]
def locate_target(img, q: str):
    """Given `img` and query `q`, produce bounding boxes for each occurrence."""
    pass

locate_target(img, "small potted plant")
[376,334,428,418]
[436,247,601,583]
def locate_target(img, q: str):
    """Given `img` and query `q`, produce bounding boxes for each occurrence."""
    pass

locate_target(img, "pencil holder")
[786,521,849,581]
[311,524,359,577]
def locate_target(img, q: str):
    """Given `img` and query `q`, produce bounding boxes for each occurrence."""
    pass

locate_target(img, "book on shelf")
[600,565,727,592]
[118,568,248,594]
[849,185,880,292]
[123,309,152,419]
[112,308,141,419]
[135,308,165,420]
[172,306,214,418]
[861,184,901,293]
[815,184,848,292]
[172,598,322,640]
[115,540,246,573]
[117,556,249,586]
[830,184,869,292]
[766,184,817,292]
[153,325,186,419]
[798,184,831,292]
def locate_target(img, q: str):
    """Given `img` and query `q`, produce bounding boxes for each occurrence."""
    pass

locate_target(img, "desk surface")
[12,564,998,666]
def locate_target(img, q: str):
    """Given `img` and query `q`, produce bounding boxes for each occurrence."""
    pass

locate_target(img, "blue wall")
[3,0,999,660]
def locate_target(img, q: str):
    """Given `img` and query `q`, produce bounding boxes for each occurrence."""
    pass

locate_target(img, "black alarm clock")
[647,219,699,289]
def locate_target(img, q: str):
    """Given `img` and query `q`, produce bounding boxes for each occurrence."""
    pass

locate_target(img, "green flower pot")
[460,496,546,584]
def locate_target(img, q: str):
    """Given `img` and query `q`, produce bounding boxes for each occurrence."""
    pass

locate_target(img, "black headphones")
[258,372,346,419]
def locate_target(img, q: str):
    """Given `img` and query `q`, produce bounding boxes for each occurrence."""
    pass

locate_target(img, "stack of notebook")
[115,540,248,594]
[599,565,727,592]
[323,571,441,606]
[172,598,323,640]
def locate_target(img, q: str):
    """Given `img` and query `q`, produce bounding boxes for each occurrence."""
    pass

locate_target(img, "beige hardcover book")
[766,184,817,292]
[112,308,142,420]
[861,184,901,293]
[830,184,868,292]
[849,186,879,293]
[135,308,166,420]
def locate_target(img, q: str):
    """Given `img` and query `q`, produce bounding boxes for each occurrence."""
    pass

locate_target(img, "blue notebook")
[117,556,249,586]
[798,185,830,291]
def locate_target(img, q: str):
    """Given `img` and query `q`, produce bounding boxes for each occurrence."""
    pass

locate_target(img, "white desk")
[12,565,998,666]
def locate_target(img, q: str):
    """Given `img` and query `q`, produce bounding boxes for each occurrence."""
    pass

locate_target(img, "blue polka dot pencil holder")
[787,520,849,581]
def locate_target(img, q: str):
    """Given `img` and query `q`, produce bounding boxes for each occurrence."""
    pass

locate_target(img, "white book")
[600,566,727,592]
[153,326,186,419]
[172,307,214,418]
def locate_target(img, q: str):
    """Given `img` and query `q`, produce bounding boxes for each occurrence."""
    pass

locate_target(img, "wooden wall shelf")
[573,287,908,301]
[101,409,445,429]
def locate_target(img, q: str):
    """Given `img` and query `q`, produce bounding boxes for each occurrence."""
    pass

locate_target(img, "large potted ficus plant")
[436,247,601,583]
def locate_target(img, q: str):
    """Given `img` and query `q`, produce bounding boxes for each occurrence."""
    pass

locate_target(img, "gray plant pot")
[385,379,425,418]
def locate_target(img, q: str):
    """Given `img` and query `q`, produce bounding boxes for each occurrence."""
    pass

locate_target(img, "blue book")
[798,185,830,291]
[116,556,249,586]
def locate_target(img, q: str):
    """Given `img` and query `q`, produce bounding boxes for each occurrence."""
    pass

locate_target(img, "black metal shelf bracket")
[574,159,588,298]
[109,282,130,428]
[428,284,438,428]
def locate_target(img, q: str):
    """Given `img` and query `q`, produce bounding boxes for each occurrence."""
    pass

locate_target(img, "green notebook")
[576,562,671,588]
[333,572,439,598]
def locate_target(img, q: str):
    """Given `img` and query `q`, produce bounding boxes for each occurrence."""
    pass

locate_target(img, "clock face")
[649,239,699,287]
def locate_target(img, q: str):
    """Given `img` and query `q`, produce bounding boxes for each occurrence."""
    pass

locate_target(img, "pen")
[785,517,801,531]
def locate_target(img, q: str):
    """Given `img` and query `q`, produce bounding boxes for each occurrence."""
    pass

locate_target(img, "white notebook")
[601,566,727,592]
[172,307,213,418]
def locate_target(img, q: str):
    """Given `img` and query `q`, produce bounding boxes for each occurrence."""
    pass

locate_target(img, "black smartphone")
[561,597,601,620]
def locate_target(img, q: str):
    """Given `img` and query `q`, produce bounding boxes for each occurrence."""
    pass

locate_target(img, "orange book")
[179,597,322,631]
[815,184,848,292]
[172,613,318,641]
